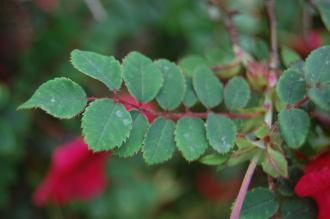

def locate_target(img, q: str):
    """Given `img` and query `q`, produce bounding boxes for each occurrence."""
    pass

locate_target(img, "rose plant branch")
[88,96,263,120]
[18,0,330,217]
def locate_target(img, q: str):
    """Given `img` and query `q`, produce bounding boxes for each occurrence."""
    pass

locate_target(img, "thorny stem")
[87,96,263,120]
[265,1,280,218]
[264,0,279,127]
[210,0,244,61]
[229,155,260,219]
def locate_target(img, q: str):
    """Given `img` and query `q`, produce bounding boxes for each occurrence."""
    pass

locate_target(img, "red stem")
[87,96,263,120]
[117,98,262,120]
[211,0,243,60]
[288,96,309,111]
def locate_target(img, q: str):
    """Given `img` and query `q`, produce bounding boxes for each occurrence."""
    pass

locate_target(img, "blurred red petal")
[295,170,330,196]
[33,137,109,206]
[295,150,330,219]
[196,171,223,202]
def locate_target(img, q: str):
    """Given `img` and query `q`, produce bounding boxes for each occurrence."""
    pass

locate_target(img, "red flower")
[291,30,323,57]
[295,151,330,219]
[195,170,240,202]
[119,93,157,123]
[33,137,109,206]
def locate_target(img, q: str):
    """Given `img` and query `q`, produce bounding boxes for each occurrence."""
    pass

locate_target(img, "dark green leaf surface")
[155,59,186,110]
[143,118,176,164]
[240,187,278,219]
[179,55,208,77]
[183,77,198,107]
[193,66,224,108]
[71,49,122,91]
[199,153,228,166]
[308,85,330,111]
[279,109,310,148]
[175,117,209,161]
[206,113,237,153]
[18,77,87,119]
[115,110,149,158]
[305,46,330,85]
[224,76,251,111]
[123,51,163,103]
[276,69,306,105]
[82,98,132,152]
[281,198,317,219]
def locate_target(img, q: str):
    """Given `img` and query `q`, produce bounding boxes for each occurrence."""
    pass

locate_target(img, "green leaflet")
[281,46,302,67]
[183,77,198,107]
[224,76,251,111]
[315,0,330,32]
[276,69,306,105]
[18,77,87,119]
[305,46,330,110]
[205,47,235,67]
[240,187,279,219]
[206,113,237,153]
[82,98,132,152]
[279,108,310,149]
[122,51,163,103]
[227,148,260,167]
[143,117,176,164]
[281,198,317,219]
[115,110,149,158]
[178,55,208,77]
[305,46,330,85]
[261,147,288,178]
[193,66,224,108]
[70,49,122,91]
[308,85,330,111]
[205,47,240,78]
[199,153,229,166]
[175,117,209,161]
[155,59,186,110]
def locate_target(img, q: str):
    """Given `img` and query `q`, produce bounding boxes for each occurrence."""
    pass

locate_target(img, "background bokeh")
[0,0,329,218]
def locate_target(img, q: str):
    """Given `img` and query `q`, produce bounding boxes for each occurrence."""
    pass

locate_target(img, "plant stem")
[288,96,309,110]
[264,93,273,127]
[87,96,263,120]
[265,3,280,219]
[265,0,279,72]
[229,154,260,219]
[211,0,244,61]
